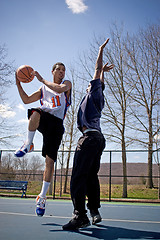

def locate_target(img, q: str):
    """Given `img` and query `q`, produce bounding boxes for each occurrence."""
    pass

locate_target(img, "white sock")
[26,130,35,145]
[39,181,50,198]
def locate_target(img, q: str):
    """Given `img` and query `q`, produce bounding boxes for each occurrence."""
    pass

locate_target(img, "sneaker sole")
[62,222,90,231]
[79,222,91,229]
[92,218,102,225]
[35,208,45,217]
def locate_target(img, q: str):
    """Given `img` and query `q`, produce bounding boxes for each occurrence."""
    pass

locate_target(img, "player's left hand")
[31,71,43,82]
[102,62,114,72]
[99,38,109,50]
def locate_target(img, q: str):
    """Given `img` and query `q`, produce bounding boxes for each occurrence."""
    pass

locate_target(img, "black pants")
[70,131,106,216]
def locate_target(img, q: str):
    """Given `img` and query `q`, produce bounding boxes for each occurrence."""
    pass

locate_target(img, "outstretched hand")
[99,38,109,50]
[102,62,114,72]
[31,70,43,82]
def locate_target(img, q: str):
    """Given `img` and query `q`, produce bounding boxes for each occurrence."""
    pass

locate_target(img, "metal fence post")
[0,150,2,172]
[109,151,112,202]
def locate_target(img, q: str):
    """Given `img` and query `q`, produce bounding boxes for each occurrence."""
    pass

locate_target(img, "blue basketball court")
[0,197,160,240]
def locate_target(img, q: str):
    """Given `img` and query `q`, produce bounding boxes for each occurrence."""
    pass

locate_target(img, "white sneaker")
[35,195,46,217]
[14,142,34,157]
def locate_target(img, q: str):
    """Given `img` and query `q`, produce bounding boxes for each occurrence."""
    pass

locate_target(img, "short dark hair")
[52,62,65,72]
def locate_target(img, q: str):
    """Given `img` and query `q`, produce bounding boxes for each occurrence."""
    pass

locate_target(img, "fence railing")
[0,149,159,201]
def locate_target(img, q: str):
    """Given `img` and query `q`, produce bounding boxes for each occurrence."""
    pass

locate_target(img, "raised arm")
[93,38,109,80]
[16,73,41,104]
[100,62,114,84]
[33,71,72,94]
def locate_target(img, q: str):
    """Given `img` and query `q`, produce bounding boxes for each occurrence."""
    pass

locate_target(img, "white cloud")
[134,155,141,159]
[154,134,160,140]
[0,104,16,118]
[65,0,88,14]
[17,118,28,124]
[17,103,25,111]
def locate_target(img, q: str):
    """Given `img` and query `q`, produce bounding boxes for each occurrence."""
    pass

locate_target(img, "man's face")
[52,64,65,83]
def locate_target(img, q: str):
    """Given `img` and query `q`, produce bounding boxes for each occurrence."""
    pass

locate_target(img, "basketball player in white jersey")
[15,62,72,216]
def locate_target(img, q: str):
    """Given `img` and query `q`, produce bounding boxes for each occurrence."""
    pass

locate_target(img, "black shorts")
[28,108,64,161]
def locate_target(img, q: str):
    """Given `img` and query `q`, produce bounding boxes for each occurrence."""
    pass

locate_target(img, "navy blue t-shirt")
[77,78,104,132]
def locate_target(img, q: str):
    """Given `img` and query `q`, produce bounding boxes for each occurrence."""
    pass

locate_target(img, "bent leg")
[28,111,40,131]
[14,111,40,157]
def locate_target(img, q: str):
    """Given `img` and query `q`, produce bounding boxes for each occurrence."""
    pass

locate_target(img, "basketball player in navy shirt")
[63,39,114,230]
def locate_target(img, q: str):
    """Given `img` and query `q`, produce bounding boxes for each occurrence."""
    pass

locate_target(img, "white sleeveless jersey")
[39,82,71,120]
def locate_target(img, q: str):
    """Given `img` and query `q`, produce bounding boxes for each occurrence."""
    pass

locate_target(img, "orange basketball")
[16,65,34,83]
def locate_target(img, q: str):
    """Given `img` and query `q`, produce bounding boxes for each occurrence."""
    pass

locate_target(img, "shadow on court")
[43,223,160,240]
[1,198,160,240]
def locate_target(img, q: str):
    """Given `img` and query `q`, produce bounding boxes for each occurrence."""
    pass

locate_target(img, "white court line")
[0,211,160,224]
[0,211,70,219]
[1,202,160,210]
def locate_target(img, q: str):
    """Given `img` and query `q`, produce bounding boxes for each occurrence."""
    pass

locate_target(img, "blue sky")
[0,0,160,151]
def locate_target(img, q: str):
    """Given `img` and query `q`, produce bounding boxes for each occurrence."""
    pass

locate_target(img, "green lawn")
[27,182,159,199]
[100,184,158,199]
[0,181,158,200]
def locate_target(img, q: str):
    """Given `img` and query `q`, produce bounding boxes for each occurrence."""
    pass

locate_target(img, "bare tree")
[78,26,134,198]
[51,66,83,195]
[0,153,15,180]
[99,24,139,198]
[0,44,14,97]
[13,156,30,180]
[28,155,44,180]
[62,67,83,194]
[0,44,17,148]
[125,24,160,188]
[103,26,134,198]
[153,110,160,198]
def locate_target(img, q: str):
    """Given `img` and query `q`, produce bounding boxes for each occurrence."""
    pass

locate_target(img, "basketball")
[16,65,34,83]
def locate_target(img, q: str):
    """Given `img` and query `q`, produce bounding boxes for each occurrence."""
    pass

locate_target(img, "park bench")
[0,180,28,198]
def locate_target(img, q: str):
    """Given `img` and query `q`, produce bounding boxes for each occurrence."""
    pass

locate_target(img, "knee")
[29,111,40,130]
[45,156,54,169]
[30,111,40,123]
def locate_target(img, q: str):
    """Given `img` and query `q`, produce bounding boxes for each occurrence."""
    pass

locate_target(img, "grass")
[26,182,160,200]
[100,184,158,199]
[0,181,158,200]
